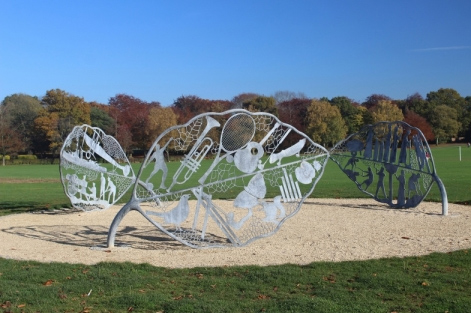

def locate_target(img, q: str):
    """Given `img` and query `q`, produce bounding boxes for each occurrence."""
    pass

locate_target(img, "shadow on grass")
[0,201,71,214]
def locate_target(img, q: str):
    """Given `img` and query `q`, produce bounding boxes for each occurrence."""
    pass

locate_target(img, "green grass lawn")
[1,251,470,312]
[0,145,470,312]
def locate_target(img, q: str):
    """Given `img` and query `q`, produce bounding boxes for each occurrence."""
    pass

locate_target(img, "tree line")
[1,88,470,163]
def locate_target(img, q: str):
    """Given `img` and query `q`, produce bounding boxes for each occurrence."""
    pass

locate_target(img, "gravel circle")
[0,199,469,268]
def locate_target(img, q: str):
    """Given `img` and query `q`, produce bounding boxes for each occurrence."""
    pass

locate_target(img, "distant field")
[0,144,470,214]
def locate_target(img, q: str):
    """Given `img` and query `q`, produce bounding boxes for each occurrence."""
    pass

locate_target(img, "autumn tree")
[207,99,232,113]
[278,98,310,131]
[42,89,91,124]
[329,96,363,133]
[276,98,310,148]
[147,107,178,149]
[34,89,91,154]
[0,104,25,164]
[172,95,206,124]
[370,100,404,123]
[171,95,231,124]
[403,111,435,142]
[109,94,160,152]
[305,99,347,147]
[33,110,62,154]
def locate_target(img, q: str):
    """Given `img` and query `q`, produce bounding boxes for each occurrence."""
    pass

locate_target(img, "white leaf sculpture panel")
[60,125,135,211]
[108,110,330,248]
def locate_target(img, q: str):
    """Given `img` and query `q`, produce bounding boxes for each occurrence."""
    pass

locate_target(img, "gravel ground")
[0,199,469,268]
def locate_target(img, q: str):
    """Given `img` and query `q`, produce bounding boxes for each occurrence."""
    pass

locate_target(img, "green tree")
[402,93,430,118]
[429,105,460,144]
[426,88,467,137]
[426,88,465,111]
[1,93,42,153]
[464,96,471,141]
[242,96,278,116]
[329,96,363,133]
[305,100,347,147]
[90,106,116,135]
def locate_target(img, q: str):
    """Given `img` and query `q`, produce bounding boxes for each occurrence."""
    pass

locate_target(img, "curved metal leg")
[107,199,140,247]
[434,174,448,216]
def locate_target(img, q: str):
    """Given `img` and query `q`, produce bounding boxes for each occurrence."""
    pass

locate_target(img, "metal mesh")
[221,113,255,152]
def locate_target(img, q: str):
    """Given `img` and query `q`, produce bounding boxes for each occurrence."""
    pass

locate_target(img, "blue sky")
[1,1,470,106]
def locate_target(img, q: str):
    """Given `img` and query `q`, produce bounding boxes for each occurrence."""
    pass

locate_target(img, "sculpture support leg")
[107,199,139,247]
[434,174,448,216]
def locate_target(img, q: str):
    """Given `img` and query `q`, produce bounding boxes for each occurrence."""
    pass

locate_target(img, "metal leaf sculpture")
[107,109,330,248]
[60,125,136,211]
[330,121,448,214]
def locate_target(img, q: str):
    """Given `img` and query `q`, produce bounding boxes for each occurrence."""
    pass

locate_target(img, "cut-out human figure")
[88,183,97,201]
[145,143,170,190]
[406,173,423,207]
[399,129,411,165]
[390,126,399,163]
[100,173,106,200]
[77,175,88,200]
[345,151,359,169]
[407,173,421,198]
[412,135,427,171]
[106,177,116,203]
[361,166,374,190]
[344,169,360,182]
[396,170,406,207]
[375,167,387,199]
